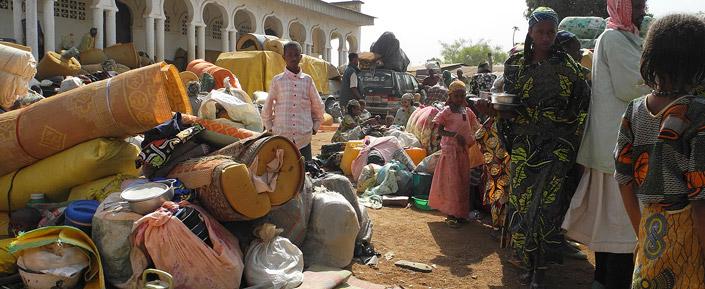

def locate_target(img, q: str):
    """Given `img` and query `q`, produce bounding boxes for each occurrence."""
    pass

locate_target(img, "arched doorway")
[263,15,283,38]
[115,1,132,43]
[234,9,256,43]
[289,21,306,44]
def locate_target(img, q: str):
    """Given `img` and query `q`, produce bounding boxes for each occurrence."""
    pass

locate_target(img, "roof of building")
[279,0,375,26]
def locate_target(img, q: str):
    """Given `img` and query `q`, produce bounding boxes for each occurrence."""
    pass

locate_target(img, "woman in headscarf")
[492,7,590,287]
[561,1,650,288]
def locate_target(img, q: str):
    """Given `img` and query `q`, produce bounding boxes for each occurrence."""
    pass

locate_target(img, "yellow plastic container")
[405,147,427,166]
[341,140,365,176]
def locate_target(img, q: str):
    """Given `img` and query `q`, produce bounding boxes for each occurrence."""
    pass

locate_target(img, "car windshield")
[361,71,393,88]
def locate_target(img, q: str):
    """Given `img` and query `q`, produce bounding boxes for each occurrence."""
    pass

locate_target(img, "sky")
[349,0,705,66]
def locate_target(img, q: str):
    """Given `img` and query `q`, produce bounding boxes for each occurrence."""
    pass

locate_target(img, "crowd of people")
[255,0,705,287]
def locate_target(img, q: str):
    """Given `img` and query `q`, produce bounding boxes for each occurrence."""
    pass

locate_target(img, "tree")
[439,39,509,66]
[525,0,608,20]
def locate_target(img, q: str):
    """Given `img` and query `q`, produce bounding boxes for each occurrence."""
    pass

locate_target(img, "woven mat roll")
[0,63,188,175]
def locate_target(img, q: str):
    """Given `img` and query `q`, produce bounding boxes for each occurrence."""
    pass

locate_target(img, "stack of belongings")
[0,62,190,288]
[369,32,411,72]
[166,133,304,222]
[215,50,337,98]
[405,105,443,154]
[558,17,606,50]
[349,136,417,209]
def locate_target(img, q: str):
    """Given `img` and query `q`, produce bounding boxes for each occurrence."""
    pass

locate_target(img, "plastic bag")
[245,224,304,289]
[415,151,441,174]
[131,202,244,289]
[253,176,314,247]
[302,190,360,269]
[199,89,264,132]
[312,175,372,243]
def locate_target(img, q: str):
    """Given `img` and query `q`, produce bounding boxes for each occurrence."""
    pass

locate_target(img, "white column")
[304,42,312,55]
[324,46,332,62]
[26,0,38,59]
[92,7,104,49]
[197,25,206,60]
[144,16,155,60]
[342,49,349,66]
[105,9,117,46]
[221,29,229,52]
[229,29,238,52]
[12,0,22,43]
[42,0,55,53]
[187,23,196,61]
[156,18,165,61]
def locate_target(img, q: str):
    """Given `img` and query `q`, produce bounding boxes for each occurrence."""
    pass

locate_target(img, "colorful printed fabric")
[614,96,705,206]
[631,204,705,289]
[332,114,361,143]
[500,49,591,269]
[469,73,498,96]
[476,118,510,228]
[137,124,205,168]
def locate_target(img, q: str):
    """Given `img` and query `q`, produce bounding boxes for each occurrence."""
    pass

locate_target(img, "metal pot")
[491,93,519,104]
[120,180,175,215]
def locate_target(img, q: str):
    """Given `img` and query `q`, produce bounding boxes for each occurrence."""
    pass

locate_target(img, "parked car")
[359,69,424,116]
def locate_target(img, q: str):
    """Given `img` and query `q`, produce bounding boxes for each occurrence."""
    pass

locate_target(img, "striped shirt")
[261,68,325,149]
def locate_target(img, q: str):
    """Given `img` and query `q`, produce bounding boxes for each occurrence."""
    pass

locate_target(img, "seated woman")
[332,100,377,143]
[393,93,417,127]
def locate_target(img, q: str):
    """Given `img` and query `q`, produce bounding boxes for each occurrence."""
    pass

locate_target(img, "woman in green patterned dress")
[497,7,590,288]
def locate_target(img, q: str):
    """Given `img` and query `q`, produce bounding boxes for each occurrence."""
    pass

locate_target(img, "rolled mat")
[79,49,108,65]
[0,62,189,176]
[181,114,258,140]
[36,51,81,80]
[168,134,303,221]
[103,43,140,69]
[168,157,269,221]
[0,138,140,212]
[0,212,8,237]
[215,134,304,204]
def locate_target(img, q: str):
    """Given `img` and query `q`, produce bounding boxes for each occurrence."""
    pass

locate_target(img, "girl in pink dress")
[429,80,479,227]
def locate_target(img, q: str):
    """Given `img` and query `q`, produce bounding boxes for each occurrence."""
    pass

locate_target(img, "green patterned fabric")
[500,49,590,270]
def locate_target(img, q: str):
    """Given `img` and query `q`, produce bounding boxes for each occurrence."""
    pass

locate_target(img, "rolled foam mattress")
[0,63,189,176]
[0,138,139,211]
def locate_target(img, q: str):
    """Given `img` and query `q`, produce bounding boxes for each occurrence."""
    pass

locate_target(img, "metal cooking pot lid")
[121,182,170,201]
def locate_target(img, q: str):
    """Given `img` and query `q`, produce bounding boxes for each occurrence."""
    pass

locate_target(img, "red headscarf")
[607,0,639,34]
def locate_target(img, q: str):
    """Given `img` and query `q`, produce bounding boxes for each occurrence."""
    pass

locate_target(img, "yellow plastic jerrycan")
[142,269,173,289]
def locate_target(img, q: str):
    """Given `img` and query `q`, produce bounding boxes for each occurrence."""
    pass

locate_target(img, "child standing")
[614,14,705,288]
[429,80,479,227]
[261,42,325,161]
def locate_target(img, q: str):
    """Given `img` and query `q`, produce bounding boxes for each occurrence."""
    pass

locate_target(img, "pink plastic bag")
[131,202,244,289]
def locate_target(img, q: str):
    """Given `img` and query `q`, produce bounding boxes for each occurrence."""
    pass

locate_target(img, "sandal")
[444,217,460,228]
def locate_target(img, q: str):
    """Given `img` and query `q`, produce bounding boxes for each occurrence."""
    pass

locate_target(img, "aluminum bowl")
[120,182,174,215]
[491,93,520,104]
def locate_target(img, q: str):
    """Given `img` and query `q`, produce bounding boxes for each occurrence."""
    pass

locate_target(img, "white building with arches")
[0,0,373,67]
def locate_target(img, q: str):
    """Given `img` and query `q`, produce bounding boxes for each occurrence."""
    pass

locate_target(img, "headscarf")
[401,93,414,103]
[524,7,559,62]
[528,7,559,28]
[449,80,466,94]
[556,30,577,45]
[607,0,639,34]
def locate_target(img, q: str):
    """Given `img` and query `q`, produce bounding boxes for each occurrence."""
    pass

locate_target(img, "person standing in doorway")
[561,0,651,288]
[261,41,325,161]
[340,53,363,108]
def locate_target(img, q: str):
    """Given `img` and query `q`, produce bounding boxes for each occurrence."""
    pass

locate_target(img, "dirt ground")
[312,131,596,289]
